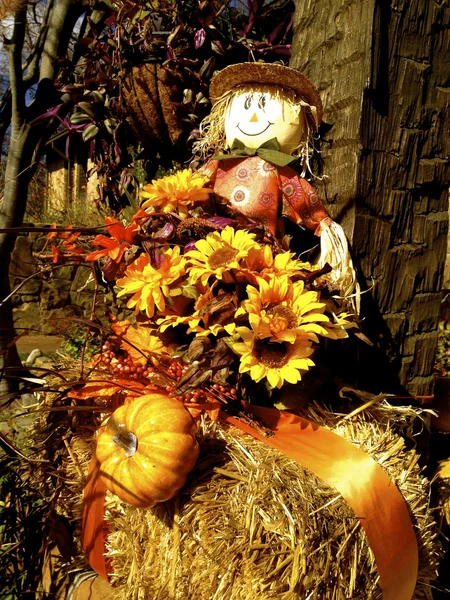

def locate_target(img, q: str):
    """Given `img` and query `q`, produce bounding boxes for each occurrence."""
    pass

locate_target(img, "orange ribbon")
[223,404,418,600]
[82,405,418,598]
[82,454,110,580]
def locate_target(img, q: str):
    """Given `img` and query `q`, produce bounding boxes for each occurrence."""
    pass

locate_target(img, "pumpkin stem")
[113,431,138,457]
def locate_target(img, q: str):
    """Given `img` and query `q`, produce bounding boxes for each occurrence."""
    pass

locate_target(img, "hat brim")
[210,62,323,124]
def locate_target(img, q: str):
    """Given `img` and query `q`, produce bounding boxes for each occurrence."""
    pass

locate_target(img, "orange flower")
[47,222,58,240]
[116,248,186,318]
[130,208,151,227]
[51,244,64,263]
[141,169,211,218]
[85,217,138,262]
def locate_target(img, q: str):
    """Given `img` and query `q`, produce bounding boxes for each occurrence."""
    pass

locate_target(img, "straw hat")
[210,62,323,124]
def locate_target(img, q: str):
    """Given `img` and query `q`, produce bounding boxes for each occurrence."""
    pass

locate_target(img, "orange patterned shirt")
[201,156,332,237]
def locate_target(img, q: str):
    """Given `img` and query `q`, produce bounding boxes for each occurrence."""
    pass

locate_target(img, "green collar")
[212,138,295,167]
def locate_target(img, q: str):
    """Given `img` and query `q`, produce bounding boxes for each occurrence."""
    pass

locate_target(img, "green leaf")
[78,101,98,119]
[91,91,104,104]
[82,124,99,142]
[70,113,91,125]
[132,9,151,23]
[181,284,200,300]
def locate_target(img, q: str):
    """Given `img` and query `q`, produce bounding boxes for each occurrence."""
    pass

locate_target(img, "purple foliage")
[194,28,207,49]
[153,223,175,241]
[48,0,295,213]
[207,217,235,228]
[184,241,197,253]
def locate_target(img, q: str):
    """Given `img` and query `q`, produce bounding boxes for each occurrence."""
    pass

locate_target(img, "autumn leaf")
[67,377,147,400]
[112,319,173,365]
[185,400,221,422]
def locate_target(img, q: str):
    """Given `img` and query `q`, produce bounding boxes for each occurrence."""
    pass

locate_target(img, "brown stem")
[79,262,100,379]
[113,431,138,457]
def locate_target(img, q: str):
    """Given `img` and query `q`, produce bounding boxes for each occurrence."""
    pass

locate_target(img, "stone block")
[13,302,41,332]
[48,278,74,292]
[10,276,42,296]
[54,264,78,280]
[10,236,36,278]
[41,287,70,311]
[11,294,40,307]
[41,306,83,335]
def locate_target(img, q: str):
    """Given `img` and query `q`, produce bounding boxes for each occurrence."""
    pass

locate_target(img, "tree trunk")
[291,0,450,397]
[0,0,83,392]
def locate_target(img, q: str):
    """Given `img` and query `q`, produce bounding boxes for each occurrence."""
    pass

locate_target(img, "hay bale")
[99,404,439,600]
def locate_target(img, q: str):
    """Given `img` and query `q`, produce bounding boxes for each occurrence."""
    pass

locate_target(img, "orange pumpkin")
[96,393,200,508]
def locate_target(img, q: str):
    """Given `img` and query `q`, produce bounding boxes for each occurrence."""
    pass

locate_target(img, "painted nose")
[250,112,259,123]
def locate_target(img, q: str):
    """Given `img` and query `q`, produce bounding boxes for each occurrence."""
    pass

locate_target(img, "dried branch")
[4,2,27,128]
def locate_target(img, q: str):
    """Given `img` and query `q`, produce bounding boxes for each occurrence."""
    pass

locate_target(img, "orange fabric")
[82,454,110,581]
[223,404,418,600]
[202,157,331,236]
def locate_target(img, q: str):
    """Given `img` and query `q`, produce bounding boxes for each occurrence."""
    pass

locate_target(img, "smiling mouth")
[237,122,273,137]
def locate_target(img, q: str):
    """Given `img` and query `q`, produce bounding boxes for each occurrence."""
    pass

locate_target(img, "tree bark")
[291,0,450,396]
[0,0,83,392]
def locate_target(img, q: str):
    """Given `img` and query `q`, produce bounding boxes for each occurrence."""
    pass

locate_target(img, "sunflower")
[264,250,317,280]
[239,245,273,282]
[236,276,331,344]
[116,247,186,318]
[185,226,260,286]
[141,169,211,218]
[231,326,315,388]
[239,245,317,285]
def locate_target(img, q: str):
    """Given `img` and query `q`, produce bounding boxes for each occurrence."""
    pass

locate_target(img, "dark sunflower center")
[208,246,238,270]
[253,340,289,368]
[266,305,298,329]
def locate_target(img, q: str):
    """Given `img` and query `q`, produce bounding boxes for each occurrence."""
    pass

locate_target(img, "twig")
[62,435,84,478]
[79,262,99,379]
[0,265,52,307]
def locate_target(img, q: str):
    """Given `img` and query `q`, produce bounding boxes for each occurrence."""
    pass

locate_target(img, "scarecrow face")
[224,86,305,154]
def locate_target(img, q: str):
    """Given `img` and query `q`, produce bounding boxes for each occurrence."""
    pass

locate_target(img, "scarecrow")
[195,62,356,299]
[73,63,438,600]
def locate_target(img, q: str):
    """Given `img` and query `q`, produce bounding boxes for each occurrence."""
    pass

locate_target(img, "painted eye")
[244,95,252,110]
[258,95,266,110]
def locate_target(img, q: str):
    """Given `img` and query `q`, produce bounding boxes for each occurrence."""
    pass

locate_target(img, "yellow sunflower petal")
[267,369,281,388]
[250,364,266,382]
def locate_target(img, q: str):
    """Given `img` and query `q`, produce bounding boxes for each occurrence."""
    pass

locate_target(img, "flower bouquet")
[78,168,354,407]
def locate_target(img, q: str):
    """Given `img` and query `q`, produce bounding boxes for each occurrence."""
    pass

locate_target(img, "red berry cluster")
[211,383,238,399]
[96,341,239,403]
[97,340,154,380]
[169,387,208,403]
[164,361,207,401]
[167,360,186,380]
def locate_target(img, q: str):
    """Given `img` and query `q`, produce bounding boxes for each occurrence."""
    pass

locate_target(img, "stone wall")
[9,229,107,336]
